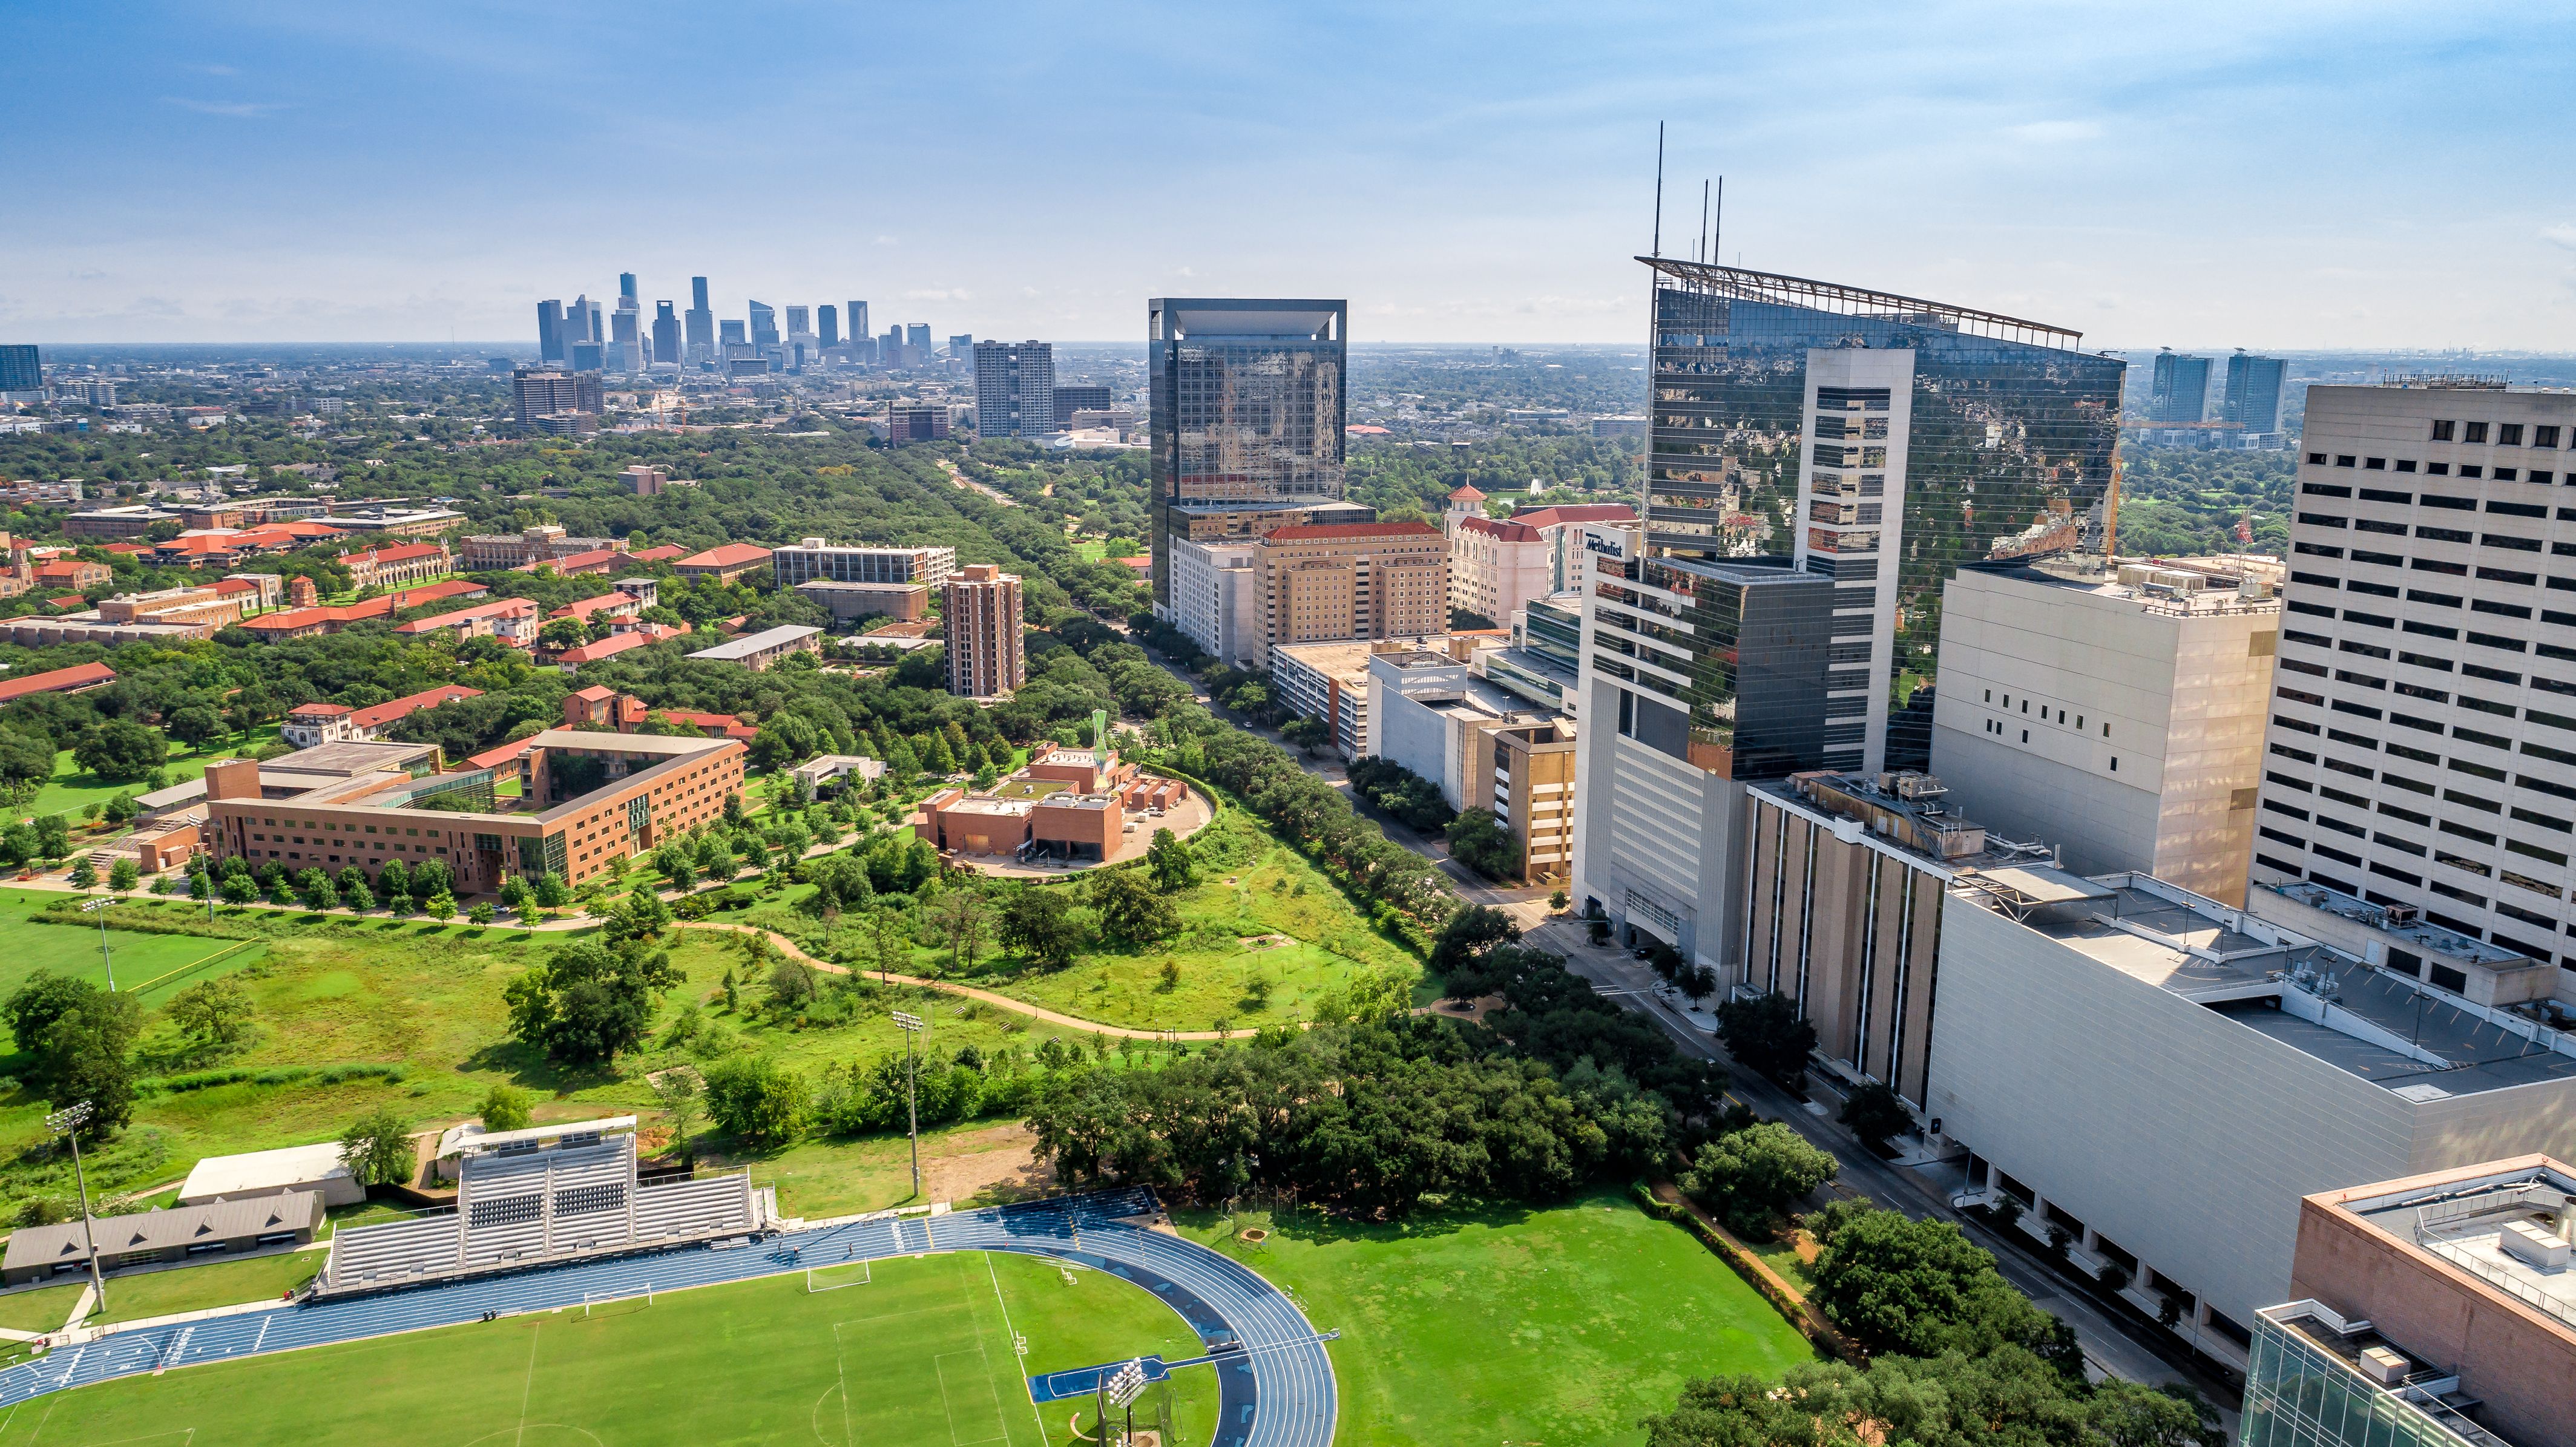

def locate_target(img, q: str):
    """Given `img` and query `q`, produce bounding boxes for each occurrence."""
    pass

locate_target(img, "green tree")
[468,902,495,925]
[999,888,1082,970]
[67,857,96,890]
[1144,827,1197,892]
[703,1054,805,1146]
[166,705,225,750]
[653,1069,702,1159]
[1091,869,1177,945]
[166,977,254,1051]
[338,1106,416,1188]
[1806,1206,2058,1362]
[1715,991,1818,1084]
[478,1083,534,1132]
[73,720,166,781]
[1838,1081,1914,1153]
[1443,808,1518,880]
[606,884,672,943]
[107,857,139,894]
[219,872,257,905]
[297,868,338,911]
[1681,1121,1840,1235]
[501,937,678,1066]
[534,871,571,907]
[425,890,457,922]
[33,814,69,861]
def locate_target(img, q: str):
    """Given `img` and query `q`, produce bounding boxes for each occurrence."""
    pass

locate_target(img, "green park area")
[1183,1190,1817,1447]
[0,1248,323,1334]
[24,725,284,824]
[0,1250,1215,1446]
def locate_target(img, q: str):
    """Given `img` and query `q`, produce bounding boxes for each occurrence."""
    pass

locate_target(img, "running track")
[0,1189,1337,1447]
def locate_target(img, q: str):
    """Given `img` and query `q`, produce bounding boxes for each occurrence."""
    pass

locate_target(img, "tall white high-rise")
[2249,381,2576,982]
[972,341,1056,439]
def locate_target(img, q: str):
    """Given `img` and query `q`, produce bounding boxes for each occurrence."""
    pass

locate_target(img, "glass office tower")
[1147,299,1348,612]
[1640,258,2123,770]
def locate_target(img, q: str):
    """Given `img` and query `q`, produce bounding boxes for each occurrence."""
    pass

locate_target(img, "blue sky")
[5,1,2572,349]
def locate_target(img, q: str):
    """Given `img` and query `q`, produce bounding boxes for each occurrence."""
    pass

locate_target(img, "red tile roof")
[629,544,687,563]
[675,543,773,569]
[1260,522,1442,542]
[550,592,637,620]
[288,702,355,718]
[1454,516,1543,542]
[242,579,486,634]
[342,542,446,566]
[211,577,261,595]
[554,631,654,666]
[0,662,116,703]
[466,738,533,770]
[393,597,537,633]
[44,594,87,609]
[346,684,481,732]
[33,560,99,579]
[1509,503,1638,529]
[1448,484,1487,501]
[654,710,757,741]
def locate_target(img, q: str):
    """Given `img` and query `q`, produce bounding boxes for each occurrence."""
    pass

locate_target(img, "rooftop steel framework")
[1637,256,2087,352]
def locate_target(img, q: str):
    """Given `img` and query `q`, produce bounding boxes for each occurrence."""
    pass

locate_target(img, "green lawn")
[88,1249,322,1325]
[0,1250,1215,1446]
[1180,1189,1816,1447]
[0,890,268,1003]
[0,1282,82,1334]
[27,726,282,823]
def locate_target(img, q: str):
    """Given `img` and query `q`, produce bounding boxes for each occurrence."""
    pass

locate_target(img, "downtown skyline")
[4,2,2574,350]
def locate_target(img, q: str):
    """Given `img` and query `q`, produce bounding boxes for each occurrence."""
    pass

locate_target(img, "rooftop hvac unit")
[2382,904,2420,927]
[2358,1346,2411,1386]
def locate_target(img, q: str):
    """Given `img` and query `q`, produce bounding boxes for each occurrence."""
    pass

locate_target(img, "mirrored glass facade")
[1640,260,2124,742]
[1589,548,1831,780]
[2242,1306,2504,1447]
[1148,299,1347,610]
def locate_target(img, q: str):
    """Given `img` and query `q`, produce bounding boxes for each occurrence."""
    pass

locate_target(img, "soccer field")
[0,1251,1218,1446]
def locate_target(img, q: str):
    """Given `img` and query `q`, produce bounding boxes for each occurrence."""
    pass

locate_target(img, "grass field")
[1181,1189,1816,1447]
[0,890,268,1003]
[0,1251,1215,1446]
[26,727,283,823]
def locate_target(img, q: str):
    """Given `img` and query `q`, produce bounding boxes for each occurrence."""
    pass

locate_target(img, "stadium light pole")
[1107,1357,1147,1447]
[79,897,116,991]
[893,1011,923,1198]
[45,1103,106,1311]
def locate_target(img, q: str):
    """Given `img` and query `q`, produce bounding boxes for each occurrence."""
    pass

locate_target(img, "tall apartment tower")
[1927,557,2281,905]
[2148,349,2213,423]
[905,324,932,359]
[818,304,840,350]
[536,300,565,363]
[847,300,869,345]
[941,565,1025,698]
[684,277,715,364]
[1147,299,1349,614]
[0,344,39,393]
[2224,351,2289,436]
[651,303,680,370]
[972,341,1057,439]
[747,301,779,351]
[2249,382,2576,979]
[1572,260,2120,970]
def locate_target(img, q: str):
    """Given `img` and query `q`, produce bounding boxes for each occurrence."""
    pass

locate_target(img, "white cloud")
[2544,224,2576,251]
[162,97,288,118]
[2006,119,2102,143]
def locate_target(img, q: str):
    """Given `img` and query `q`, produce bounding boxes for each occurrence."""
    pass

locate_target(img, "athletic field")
[0,1251,1216,1446]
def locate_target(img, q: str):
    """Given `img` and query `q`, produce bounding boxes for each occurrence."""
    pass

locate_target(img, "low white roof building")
[179,1140,366,1208]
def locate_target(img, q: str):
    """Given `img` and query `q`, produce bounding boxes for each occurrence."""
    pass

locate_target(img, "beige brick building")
[941,564,1024,698]
[1254,522,1445,654]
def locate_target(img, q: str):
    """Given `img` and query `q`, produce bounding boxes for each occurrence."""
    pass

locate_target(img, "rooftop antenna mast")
[1651,122,1664,257]
[1713,176,1724,266]
[1697,180,1709,263]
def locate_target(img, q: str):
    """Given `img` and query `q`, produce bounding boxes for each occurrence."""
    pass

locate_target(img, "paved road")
[0,1190,1336,1447]
[1523,914,2233,1412]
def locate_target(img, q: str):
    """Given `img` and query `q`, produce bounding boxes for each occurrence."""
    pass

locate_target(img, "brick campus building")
[205,730,745,894]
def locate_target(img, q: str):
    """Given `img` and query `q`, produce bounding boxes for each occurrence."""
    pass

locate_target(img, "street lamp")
[78,898,116,991]
[892,1011,924,1199]
[44,1103,106,1311]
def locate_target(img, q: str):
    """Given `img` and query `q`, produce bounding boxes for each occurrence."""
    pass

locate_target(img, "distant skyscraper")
[2147,350,2212,422]
[685,277,714,364]
[905,324,931,358]
[748,301,779,350]
[973,341,1057,439]
[818,304,840,349]
[2222,351,2288,435]
[847,300,869,343]
[619,272,637,302]
[536,300,566,363]
[1146,298,1349,614]
[785,304,810,338]
[948,333,973,359]
[651,303,681,370]
[610,295,644,375]
[1053,384,1113,428]
[720,320,746,348]
[0,344,38,393]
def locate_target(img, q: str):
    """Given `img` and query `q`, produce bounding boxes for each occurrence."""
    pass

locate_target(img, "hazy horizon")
[7,2,2572,350]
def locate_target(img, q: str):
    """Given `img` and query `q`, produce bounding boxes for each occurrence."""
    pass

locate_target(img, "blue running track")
[0,1188,1336,1447]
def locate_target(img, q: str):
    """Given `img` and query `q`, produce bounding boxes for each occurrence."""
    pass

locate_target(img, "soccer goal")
[579,1286,656,1320]
[806,1258,873,1293]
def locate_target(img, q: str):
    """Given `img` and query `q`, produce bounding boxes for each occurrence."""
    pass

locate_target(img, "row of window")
[2311,453,2565,482]
[1974,714,2121,767]
[2427,419,2564,446]
[1979,687,2111,738]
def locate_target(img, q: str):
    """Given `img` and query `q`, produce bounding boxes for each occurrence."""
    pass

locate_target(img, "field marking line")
[513,1322,540,1446]
[932,1351,1006,1447]
[829,1322,855,1447]
[984,1253,1050,1447]
[21,1397,53,1446]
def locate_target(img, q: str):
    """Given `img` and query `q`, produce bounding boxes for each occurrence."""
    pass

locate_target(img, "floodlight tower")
[893,1010,923,1196]
[79,897,117,989]
[45,1102,107,1310]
